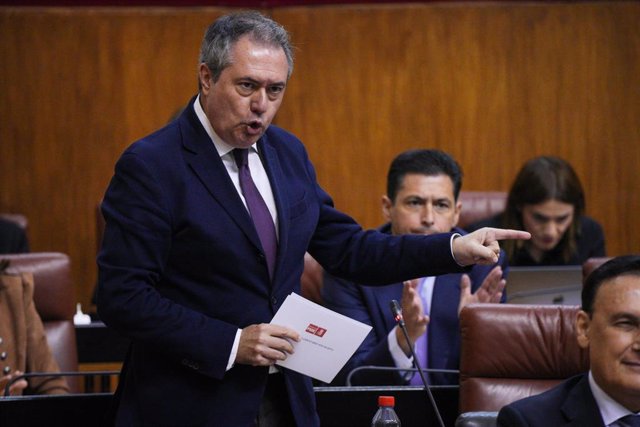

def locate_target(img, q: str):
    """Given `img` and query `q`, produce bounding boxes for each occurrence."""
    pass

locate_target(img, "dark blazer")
[497,374,604,427]
[322,224,508,386]
[468,214,605,266]
[0,219,29,254]
[97,98,464,426]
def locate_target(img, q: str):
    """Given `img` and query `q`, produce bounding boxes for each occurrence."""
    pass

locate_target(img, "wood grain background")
[1,2,638,309]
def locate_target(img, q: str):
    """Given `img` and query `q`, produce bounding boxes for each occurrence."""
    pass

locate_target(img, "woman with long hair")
[468,156,606,265]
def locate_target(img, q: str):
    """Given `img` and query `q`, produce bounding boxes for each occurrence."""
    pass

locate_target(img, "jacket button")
[271,296,277,306]
[0,337,3,345]
[3,366,10,375]
[0,352,6,360]
[257,253,266,264]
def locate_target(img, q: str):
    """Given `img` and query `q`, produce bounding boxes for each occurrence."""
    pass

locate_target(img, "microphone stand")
[390,299,445,427]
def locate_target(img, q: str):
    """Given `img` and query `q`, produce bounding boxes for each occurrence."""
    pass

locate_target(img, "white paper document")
[270,292,372,383]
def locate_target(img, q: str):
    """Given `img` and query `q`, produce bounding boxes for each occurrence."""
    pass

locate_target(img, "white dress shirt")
[387,276,436,371]
[589,371,638,426]
[194,95,278,371]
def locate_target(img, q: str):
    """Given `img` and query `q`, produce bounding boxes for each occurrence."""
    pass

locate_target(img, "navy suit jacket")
[322,224,508,386]
[97,98,465,426]
[497,374,604,427]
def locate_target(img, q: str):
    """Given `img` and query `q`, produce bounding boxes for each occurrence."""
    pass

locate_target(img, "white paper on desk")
[270,292,372,383]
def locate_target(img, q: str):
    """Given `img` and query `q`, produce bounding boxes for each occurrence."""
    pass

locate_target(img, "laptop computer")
[505,265,583,305]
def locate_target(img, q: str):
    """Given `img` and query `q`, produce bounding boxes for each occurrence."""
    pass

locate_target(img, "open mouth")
[247,121,262,131]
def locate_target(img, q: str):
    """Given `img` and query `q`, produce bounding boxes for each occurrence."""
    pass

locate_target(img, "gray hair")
[199,11,294,82]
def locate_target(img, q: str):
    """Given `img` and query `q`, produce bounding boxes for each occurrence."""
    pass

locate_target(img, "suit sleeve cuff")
[226,328,242,371]
[388,326,413,369]
[450,233,465,266]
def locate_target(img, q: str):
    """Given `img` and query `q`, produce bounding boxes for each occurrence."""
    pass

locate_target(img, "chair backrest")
[457,191,507,230]
[2,252,79,392]
[459,303,589,413]
[455,411,498,427]
[582,257,612,281]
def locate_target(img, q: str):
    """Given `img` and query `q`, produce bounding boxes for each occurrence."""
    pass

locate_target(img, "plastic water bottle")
[371,395,401,426]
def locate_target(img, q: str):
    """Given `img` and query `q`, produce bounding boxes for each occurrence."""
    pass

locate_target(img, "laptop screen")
[505,265,583,305]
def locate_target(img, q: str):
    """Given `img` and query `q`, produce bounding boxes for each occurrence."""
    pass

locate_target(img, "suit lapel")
[258,137,288,282]
[429,274,459,366]
[561,375,605,426]
[180,104,263,254]
[369,283,403,332]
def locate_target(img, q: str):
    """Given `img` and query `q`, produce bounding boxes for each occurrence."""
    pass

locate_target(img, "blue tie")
[409,278,429,385]
[233,149,277,279]
[617,415,640,427]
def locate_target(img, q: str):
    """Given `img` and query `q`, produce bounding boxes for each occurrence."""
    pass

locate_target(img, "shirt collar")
[193,94,258,158]
[589,371,635,425]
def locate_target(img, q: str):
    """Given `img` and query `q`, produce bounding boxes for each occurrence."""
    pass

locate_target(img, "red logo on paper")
[305,323,327,337]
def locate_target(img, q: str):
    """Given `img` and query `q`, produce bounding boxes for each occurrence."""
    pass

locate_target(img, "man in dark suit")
[322,149,508,386]
[498,255,640,427]
[97,12,529,427]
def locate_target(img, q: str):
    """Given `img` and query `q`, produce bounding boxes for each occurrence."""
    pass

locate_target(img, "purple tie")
[233,148,277,279]
[410,278,429,385]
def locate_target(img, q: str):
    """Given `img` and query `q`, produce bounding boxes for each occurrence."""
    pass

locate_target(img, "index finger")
[490,228,531,241]
[269,324,301,342]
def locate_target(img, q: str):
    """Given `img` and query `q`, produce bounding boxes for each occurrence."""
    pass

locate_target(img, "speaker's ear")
[575,310,591,349]
[199,63,212,91]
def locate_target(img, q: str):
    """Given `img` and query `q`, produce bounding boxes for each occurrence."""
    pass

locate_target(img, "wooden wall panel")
[273,1,640,254]
[1,3,638,309]
[0,7,236,308]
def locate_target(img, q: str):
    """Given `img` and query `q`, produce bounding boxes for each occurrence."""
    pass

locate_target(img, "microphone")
[389,299,445,427]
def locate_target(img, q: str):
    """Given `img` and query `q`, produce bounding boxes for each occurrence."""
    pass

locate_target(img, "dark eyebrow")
[434,198,452,205]
[532,212,571,222]
[532,212,551,221]
[405,196,426,202]
[237,76,259,83]
[238,76,286,87]
[609,312,640,323]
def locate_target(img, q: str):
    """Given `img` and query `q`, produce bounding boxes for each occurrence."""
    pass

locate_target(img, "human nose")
[633,329,640,349]
[250,89,267,114]
[541,221,558,238]
[421,205,434,225]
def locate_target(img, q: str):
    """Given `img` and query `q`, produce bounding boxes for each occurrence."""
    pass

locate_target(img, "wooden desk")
[75,321,128,393]
[75,321,129,364]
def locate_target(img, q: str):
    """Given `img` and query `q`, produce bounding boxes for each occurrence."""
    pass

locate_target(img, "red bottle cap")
[378,396,395,407]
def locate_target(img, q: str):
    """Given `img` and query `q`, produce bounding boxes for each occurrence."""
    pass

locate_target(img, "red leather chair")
[459,303,589,413]
[2,252,79,392]
[582,257,612,281]
[457,191,507,230]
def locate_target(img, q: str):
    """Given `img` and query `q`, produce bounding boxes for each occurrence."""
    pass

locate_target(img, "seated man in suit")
[498,255,640,426]
[323,149,508,386]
